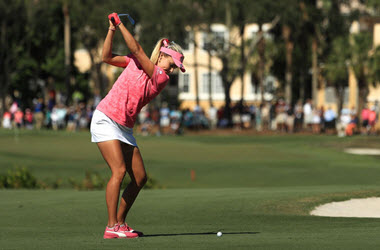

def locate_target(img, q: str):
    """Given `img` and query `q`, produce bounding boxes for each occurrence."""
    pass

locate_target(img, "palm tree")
[180,0,218,107]
[282,25,293,104]
[63,1,72,105]
[368,45,380,89]
[349,32,373,117]
[323,36,350,116]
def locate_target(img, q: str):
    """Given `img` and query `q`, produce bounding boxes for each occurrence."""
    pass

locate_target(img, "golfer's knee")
[112,167,126,182]
[136,174,147,189]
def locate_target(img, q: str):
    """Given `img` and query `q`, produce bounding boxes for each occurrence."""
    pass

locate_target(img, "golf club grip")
[111,17,115,25]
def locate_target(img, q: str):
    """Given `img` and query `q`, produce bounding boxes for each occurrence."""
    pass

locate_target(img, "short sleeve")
[152,66,169,92]
[123,55,132,67]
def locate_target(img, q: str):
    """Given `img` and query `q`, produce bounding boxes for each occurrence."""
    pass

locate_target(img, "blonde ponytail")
[150,38,184,64]
[150,38,165,64]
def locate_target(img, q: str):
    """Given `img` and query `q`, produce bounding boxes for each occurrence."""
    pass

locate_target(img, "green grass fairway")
[2,188,380,250]
[1,129,380,249]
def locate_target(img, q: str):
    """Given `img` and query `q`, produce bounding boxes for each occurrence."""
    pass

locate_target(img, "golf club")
[118,14,135,25]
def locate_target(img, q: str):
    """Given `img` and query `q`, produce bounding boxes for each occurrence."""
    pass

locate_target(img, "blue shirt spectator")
[324,108,336,122]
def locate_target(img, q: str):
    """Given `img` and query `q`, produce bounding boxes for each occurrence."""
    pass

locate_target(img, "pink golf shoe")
[119,223,142,238]
[103,224,127,239]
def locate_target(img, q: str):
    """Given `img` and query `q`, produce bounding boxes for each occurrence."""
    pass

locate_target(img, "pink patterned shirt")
[361,108,369,120]
[97,55,169,128]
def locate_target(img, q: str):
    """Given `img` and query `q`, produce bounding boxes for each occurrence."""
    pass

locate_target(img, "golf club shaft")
[118,14,135,25]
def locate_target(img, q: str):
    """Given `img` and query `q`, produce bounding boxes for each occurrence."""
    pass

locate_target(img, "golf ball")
[217,232,222,237]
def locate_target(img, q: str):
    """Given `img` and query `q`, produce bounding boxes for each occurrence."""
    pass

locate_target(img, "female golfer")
[90,13,185,239]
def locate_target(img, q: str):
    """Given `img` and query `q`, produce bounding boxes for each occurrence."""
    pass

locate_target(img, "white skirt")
[90,110,137,147]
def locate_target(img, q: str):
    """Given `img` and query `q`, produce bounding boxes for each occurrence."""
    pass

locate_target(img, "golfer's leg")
[117,145,147,224]
[97,140,127,227]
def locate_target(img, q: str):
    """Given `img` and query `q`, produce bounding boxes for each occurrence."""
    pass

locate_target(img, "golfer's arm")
[118,23,154,77]
[102,30,128,67]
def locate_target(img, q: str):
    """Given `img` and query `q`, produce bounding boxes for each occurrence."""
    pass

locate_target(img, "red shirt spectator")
[361,107,370,121]
[25,109,33,123]
[14,109,24,127]
[369,109,377,126]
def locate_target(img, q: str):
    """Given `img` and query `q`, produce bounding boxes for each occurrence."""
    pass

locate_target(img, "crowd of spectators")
[134,98,379,137]
[1,94,379,137]
[1,94,94,132]
[229,98,379,137]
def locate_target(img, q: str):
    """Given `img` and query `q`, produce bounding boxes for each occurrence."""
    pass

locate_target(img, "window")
[247,24,259,42]
[181,31,193,51]
[263,32,274,41]
[250,74,257,94]
[214,74,224,94]
[264,75,276,94]
[202,74,210,94]
[203,31,226,51]
[325,87,335,103]
[326,87,349,104]
[343,87,349,104]
[247,24,273,42]
[202,73,224,94]
[251,31,258,42]
[262,23,274,41]
[213,31,225,50]
[179,73,190,93]
[202,24,228,51]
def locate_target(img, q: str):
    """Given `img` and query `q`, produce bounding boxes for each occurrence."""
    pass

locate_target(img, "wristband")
[109,28,116,31]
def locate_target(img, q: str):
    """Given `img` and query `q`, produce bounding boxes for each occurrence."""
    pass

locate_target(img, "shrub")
[143,173,162,189]
[69,171,107,190]
[120,172,162,190]
[82,170,107,190]
[71,171,161,190]
[37,178,63,189]
[0,167,38,189]
[0,167,161,190]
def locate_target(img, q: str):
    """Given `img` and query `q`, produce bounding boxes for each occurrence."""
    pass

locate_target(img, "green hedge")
[0,167,161,190]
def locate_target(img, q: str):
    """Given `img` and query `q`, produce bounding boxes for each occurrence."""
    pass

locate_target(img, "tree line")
[1,0,379,121]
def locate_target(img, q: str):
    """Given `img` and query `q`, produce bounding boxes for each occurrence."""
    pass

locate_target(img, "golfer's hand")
[109,20,116,31]
[108,13,121,26]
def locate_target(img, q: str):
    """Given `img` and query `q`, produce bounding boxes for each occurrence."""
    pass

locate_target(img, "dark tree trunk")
[192,27,200,106]
[312,38,318,107]
[335,84,344,118]
[240,23,246,103]
[223,81,232,125]
[88,50,105,97]
[63,2,72,105]
[0,75,8,117]
[206,24,213,107]
[221,54,232,126]
[358,81,369,124]
[208,50,213,107]
[258,28,265,103]
[283,25,293,104]
[0,19,9,117]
